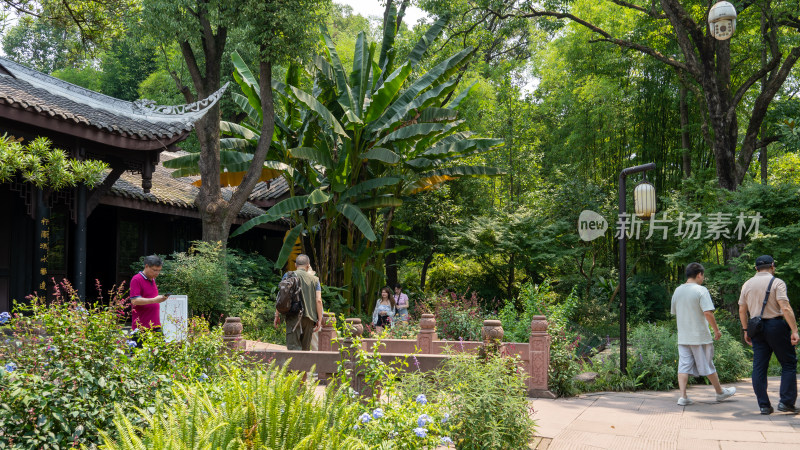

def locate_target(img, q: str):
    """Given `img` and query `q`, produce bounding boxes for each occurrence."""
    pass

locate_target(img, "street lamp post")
[618,163,656,375]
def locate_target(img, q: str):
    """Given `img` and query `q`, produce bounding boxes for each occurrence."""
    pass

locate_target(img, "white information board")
[159,295,188,342]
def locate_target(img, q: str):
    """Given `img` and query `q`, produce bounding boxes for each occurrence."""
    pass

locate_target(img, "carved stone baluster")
[318,312,337,352]
[529,315,555,398]
[416,314,437,354]
[222,317,244,351]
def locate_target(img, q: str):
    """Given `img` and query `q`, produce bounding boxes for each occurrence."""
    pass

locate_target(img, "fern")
[99,362,365,449]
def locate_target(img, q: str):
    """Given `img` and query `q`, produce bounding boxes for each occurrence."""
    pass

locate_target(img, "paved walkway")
[530,377,800,449]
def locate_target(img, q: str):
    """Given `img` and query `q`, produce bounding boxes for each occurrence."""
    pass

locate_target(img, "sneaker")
[778,402,799,413]
[716,387,736,402]
[677,397,693,406]
[761,406,774,415]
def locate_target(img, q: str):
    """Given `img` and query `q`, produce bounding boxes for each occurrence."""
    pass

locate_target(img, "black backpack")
[276,271,304,316]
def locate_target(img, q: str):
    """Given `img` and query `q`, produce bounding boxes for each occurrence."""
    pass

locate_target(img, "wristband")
[743,329,747,331]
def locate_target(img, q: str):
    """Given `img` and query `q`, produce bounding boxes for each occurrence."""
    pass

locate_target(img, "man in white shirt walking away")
[671,262,736,406]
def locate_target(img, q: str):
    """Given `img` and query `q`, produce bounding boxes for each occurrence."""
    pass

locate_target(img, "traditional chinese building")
[0,57,288,311]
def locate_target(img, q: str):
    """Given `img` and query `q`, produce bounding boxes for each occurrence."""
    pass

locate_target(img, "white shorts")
[678,344,716,377]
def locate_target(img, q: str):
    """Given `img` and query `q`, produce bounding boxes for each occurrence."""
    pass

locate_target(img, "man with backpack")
[273,254,323,351]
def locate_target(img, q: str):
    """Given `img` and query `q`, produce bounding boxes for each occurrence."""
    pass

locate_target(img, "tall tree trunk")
[420,253,433,292]
[385,227,398,288]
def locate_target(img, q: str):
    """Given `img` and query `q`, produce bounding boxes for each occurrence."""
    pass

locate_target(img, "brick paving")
[530,377,800,449]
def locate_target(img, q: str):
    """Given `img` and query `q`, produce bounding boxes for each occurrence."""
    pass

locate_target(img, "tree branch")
[728,56,780,120]
[228,59,276,221]
[503,7,691,73]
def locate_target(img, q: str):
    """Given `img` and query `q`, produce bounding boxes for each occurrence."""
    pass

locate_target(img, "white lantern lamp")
[708,1,737,40]
[634,179,656,219]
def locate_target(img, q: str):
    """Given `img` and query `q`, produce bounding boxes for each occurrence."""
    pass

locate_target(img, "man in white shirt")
[670,262,736,406]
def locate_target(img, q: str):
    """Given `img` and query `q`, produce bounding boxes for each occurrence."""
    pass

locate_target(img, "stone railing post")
[528,315,555,398]
[343,318,366,397]
[481,319,504,356]
[416,314,437,354]
[318,312,337,351]
[222,317,245,351]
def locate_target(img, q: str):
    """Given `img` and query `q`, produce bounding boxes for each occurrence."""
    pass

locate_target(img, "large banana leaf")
[355,196,404,210]
[220,121,257,141]
[370,79,458,136]
[336,202,376,241]
[377,2,397,74]
[274,224,304,269]
[231,93,261,126]
[363,63,412,123]
[367,49,471,134]
[422,138,504,158]
[447,80,478,109]
[350,32,370,115]
[359,147,401,164]
[229,195,311,238]
[418,107,459,123]
[375,122,459,147]
[321,28,352,105]
[289,147,334,171]
[340,176,402,201]
[231,52,261,120]
[289,86,348,137]
[407,16,448,67]
[308,188,331,204]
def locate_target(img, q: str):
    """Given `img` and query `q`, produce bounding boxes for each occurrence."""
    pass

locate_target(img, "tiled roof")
[0,57,224,141]
[250,176,289,202]
[107,154,269,219]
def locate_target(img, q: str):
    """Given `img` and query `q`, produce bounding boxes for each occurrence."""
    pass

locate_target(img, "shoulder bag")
[747,276,776,339]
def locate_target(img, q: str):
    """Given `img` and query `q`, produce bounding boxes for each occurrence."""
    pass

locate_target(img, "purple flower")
[412,354,421,371]
[4,362,16,372]
[415,394,427,405]
[359,413,371,423]
[441,413,450,423]
[373,408,384,419]
[0,311,10,325]
[417,414,432,427]
[441,436,453,445]
[126,340,137,348]
[199,373,209,381]
[413,427,427,438]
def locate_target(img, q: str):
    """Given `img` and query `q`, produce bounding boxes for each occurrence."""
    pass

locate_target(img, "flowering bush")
[399,351,536,449]
[351,396,453,449]
[0,279,242,448]
[418,290,485,341]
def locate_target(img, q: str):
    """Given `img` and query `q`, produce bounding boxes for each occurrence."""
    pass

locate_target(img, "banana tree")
[231,10,504,313]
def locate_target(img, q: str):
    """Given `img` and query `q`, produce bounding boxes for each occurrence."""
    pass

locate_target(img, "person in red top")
[130,255,168,343]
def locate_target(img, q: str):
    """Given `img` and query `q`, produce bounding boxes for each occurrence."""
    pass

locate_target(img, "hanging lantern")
[708,2,737,40]
[634,180,656,219]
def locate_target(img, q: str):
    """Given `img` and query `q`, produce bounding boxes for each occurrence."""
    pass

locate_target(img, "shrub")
[100,363,365,449]
[418,291,485,341]
[627,322,678,391]
[239,295,286,345]
[399,352,536,449]
[155,241,230,321]
[500,280,581,396]
[0,282,173,448]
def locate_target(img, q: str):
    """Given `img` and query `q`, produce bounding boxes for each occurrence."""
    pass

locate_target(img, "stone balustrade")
[224,313,554,398]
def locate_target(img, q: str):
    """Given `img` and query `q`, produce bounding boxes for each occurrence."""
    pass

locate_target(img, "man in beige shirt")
[739,255,800,415]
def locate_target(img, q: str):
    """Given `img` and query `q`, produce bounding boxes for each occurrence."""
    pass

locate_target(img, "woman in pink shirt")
[129,255,168,343]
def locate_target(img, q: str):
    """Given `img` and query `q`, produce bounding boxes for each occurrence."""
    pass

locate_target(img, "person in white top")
[670,262,736,406]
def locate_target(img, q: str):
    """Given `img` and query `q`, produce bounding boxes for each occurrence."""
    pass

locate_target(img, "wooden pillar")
[529,315,555,398]
[72,184,87,299]
[33,188,50,296]
[416,313,436,354]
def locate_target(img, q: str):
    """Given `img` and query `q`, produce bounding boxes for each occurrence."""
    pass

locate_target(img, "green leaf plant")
[224,8,504,314]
